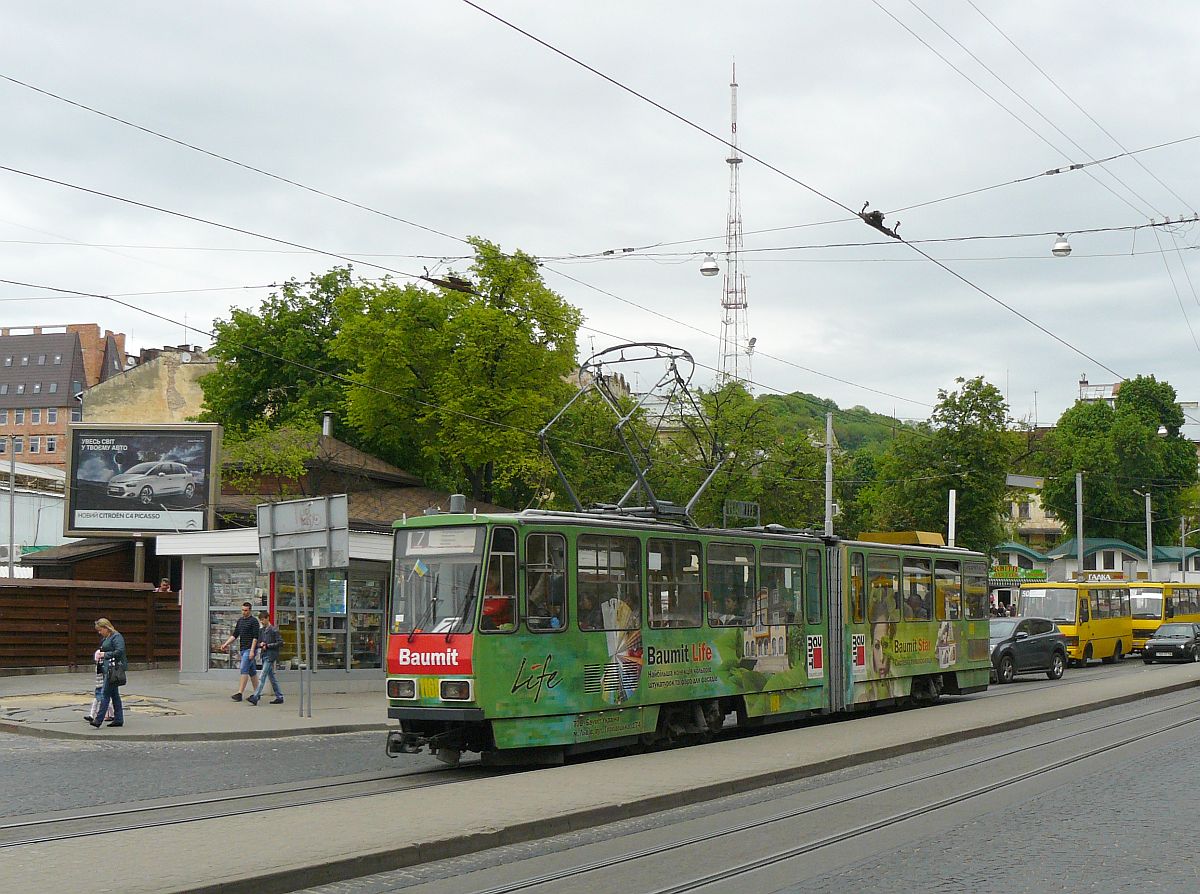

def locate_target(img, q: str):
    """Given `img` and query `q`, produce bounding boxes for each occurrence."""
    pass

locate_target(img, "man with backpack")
[247,611,285,705]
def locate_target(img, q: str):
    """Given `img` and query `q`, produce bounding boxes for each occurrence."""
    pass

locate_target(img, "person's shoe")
[84,716,94,723]
[89,720,103,728]
[231,693,242,701]
[106,721,123,727]
[270,697,284,704]
[247,695,259,705]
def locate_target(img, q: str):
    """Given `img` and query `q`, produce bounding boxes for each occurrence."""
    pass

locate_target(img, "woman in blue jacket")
[91,618,127,728]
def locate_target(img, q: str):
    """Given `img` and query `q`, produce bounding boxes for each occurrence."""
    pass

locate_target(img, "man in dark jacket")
[247,611,284,705]
[219,602,260,701]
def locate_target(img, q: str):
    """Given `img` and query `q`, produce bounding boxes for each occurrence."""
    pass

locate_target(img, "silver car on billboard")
[106,461,197,504]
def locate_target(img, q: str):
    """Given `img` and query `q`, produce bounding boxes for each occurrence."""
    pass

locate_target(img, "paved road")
[290,684,1200,893]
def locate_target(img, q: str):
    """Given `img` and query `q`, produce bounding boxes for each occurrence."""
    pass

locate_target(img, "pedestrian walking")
[247,611,284,705]
[90,618,127,729]
[218,602,260,701]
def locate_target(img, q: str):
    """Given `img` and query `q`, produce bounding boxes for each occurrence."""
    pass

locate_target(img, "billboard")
[65,424,221,537]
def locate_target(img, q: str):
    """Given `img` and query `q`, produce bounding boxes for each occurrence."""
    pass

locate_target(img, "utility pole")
[1134,489,1153,580]
[716,63,751,390]
[824,413,834,537]
[1076,473,1084,578]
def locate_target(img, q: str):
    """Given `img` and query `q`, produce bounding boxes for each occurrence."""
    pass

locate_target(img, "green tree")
[332,238,582,505]
[1039,375,1198,545]
[198,269,352,436]
[860,376,1017,551]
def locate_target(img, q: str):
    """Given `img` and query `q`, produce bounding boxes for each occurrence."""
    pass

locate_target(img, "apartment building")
[0,324,126,467]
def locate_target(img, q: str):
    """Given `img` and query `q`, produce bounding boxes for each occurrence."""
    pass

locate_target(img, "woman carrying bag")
[91,618,127,729]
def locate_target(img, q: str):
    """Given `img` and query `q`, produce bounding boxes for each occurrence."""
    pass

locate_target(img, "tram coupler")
[385,729,426,758]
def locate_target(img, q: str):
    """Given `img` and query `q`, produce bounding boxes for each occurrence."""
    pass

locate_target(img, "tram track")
[453,692,1200,894]
[0,764,502,850]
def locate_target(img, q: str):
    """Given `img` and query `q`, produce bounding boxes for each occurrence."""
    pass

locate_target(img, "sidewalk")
[0,668,389,741]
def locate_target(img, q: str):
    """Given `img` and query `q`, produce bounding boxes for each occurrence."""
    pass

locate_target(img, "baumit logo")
[388,636,473,674]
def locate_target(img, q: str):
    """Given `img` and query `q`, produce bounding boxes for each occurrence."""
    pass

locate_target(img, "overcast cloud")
[3,2,1199,433]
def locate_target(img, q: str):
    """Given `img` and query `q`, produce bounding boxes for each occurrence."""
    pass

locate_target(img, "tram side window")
[935,560,961,620]
[761,546,803,625]
[577,534,641,631]
[647,538,702,629]
[526,533,567,632]
[867,553,900,624]
[481,527,518,633]
[805,549,822,624]
[849,552,865,624]
[902,556,932,620]
[964,561,988,619]
[708,542,755,626]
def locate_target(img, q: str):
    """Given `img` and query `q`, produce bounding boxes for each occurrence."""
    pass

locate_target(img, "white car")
[107,461,197,504]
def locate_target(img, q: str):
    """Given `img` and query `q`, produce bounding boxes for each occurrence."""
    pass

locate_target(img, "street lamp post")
[1134,489,1153,581]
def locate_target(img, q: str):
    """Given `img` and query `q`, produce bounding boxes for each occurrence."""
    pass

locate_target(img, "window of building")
[37,354,45,365]
[646,538,701,629]
[14,410,23,424]
[46,436,56,453]
[53,354,61,365]
[207,566,270,671]
[526,532,567,632]
[272,563,386,670]
[1016,554,1034,570]
[1018,501,1031,520]
[12,437,22,454]
[47,409,56,424]
[19,356,27,366]
[707,542,755,627]
[0,385,6,395]
[2,357,9,367]
[577,533,641,631]
[71,380,81,396]
[15,384,24,395]
[29,436,39,454]
[32,383,40,394]
[0,410,6,425]
[480,527,517,634]
[1083,553,1097,571]
[31,409,40,424]
[70,408,81,423]
[1102,550,1117,570]
[49,382,57,393]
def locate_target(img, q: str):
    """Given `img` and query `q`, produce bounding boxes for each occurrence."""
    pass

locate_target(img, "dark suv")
[990,616,1068,683]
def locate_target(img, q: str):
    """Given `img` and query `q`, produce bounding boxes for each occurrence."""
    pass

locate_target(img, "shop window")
[707,542,755,627]
[762,546,803,626]
[481,527,517,633]
[207,566,270,670]
[348,573,385,669]
[526,532,567,632]
[577,533,641,631]
[647,538,701,629]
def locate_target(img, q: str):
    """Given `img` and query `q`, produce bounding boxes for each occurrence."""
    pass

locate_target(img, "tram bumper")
[385,706,490,759]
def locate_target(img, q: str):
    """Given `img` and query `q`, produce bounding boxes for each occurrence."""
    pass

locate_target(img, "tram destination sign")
[64,423,221,537]
[257,494,350,572]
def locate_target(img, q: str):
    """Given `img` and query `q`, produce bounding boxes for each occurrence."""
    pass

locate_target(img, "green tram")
[384,509,992,764]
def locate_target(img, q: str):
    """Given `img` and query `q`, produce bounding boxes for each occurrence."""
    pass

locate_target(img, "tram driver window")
[525,533,566,632]
[647,539,702,629]
[707,543,755,626]
[577,534,641,631]
[480,527,517,633]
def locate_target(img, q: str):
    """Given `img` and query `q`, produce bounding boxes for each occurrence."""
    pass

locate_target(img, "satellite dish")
[180,352,192,363]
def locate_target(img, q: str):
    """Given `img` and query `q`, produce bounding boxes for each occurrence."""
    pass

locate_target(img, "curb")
[174,676,1200,894]
[0,719,390,742]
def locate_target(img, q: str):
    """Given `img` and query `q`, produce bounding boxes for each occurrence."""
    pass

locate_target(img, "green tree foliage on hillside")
[859,376,1017,551]
[332,238,582,506]
[198,269,352,436]
[756,391,905,453]
[1038,375,1198,546]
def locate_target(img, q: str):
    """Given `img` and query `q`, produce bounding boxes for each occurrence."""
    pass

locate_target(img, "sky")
[2,2,1199,436]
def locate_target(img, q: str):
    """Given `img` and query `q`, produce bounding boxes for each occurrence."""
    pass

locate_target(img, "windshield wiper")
[408,581,439,643]
[447,569,479,641]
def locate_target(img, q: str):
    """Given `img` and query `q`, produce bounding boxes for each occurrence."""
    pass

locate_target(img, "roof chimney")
[322,411,334,437]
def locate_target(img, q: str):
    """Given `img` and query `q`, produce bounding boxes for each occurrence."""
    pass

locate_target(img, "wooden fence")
[0,579,179,670]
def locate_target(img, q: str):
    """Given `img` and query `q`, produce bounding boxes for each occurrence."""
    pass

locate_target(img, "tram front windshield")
[1129,587,1163,621]
[392,526,484,635]
[1017,588,1076,623]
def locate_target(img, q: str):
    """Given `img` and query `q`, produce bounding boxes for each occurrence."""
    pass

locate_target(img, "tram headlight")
[440,679,473,701]
[388,678,417,699]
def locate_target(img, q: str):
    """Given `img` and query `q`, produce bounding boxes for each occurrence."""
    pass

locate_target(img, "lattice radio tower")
[716,63,752,390]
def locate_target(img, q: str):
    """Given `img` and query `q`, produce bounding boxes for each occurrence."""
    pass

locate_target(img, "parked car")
[107,461,197,504]
[1141,623,1200,664]
[990,616,1068,683]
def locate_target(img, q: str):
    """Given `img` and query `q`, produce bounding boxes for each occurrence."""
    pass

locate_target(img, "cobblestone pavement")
[0,731,432,817]
[290,695,1200,893]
